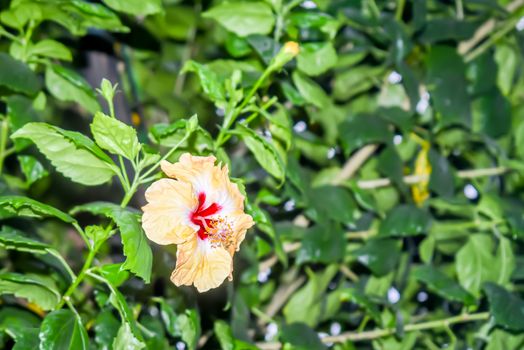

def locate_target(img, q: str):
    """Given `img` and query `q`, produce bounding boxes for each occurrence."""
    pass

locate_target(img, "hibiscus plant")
[1,0,524,349]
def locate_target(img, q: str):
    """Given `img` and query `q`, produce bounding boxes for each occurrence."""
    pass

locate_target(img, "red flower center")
[191,192,221,240]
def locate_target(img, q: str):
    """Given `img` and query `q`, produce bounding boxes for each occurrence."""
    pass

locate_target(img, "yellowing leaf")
[411,133,432,206]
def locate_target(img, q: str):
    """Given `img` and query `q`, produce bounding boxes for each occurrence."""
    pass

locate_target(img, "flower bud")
[269,41,300,71]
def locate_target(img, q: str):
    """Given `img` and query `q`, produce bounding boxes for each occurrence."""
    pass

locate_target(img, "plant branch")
[256,312,489,349]
[0,119,9,175]
[332,144,378,185]
[215,66,274,149]
[139,132,191,181]
[258,275,306,327]
[46,248,77,281]
[458,0,524,55]
[356,166,508,190]
[55,247,97,310]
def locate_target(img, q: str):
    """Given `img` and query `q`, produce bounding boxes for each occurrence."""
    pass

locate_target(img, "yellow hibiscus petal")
[142,178,198,245]
[227,211,255,255]
[161,153,216,181]
[171,238,232,292]
[161,154,245,214]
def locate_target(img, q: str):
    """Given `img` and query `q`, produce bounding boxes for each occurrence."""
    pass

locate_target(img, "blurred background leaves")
[1,0,524,349]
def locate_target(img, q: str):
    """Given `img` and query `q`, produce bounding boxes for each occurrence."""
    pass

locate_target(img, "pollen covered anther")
[206,217,234,249]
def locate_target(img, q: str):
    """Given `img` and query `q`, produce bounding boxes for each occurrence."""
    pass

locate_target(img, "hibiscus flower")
[142,153,254,292]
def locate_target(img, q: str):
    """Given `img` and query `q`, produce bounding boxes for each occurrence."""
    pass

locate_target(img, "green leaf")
[339,289,382,325]
[94,273,144,342]
[45,64,100,114]
[5,327,40,350]
[456,234,514,298]
[0,53,40,95]
[419,236,435,264]
[91,112,141,160]
[484,282,524,331]
[203,2,275,37]
[376,144,406,191]
[0,307,41,350]
[182,61,226,105]
[426,46,471,129]
[18,155,48,186]
[248,203,287,266]
[213,320,258,350]
[225,33,252,57]
[292,71,330,108]
[287,11,340,39]
[297,42,337,76]
[39,310,89,350]
[102,0,162,16]
[0,3,41,29]
[419,19,476,43]
[296,223,346,264]
[71,202,152,282]
[265,107,292,150]
[0,225,49,254]
[283,265,338,327]
[486,329,524,350]
[333,65,385,101]
[0,273,61,311]
[94,310,120,350]
[280,323,327,350]
[0,306,41,330]
[353,238,401,276]
[97,264,130,288]
[428,149,455,198]
[338,115,391,156]
[28,39,72,61]
[472,89,511,138]
[12,123,116,186]
[495,237,515,288]
[214,320,234,350]
[113,323,145,350]
[379,205,432,237]
[85,225,112,251]
[308,186,357,224]
[175,310,201,350]
[413,265,475,305]
[494,43,518,96]
[234,123,285,181]
[0,195,75,223]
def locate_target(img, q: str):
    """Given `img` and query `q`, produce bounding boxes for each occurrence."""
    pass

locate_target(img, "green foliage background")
[1,0,524,349]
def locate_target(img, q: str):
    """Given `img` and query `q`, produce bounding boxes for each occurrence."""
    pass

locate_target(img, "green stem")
[121,180,139,208]
[395,0,406,21]
[55,247,97,310]
[86,271,123,318]
[72,222,90,249]
[46,248,77,281]
[20,20,35,63]
[0,119,9,175]
[257,313,489,349]
[465,18,518,62]
[215,67,274,149]
[3,147,16,158]
[366,0,381,19]
[455,0,464,20]
[119,156,130,190]
[0,27,20,42]
[140,133,191,180]
[218,96,278,146]
[322,312,489,343]
[273,14,284,43]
